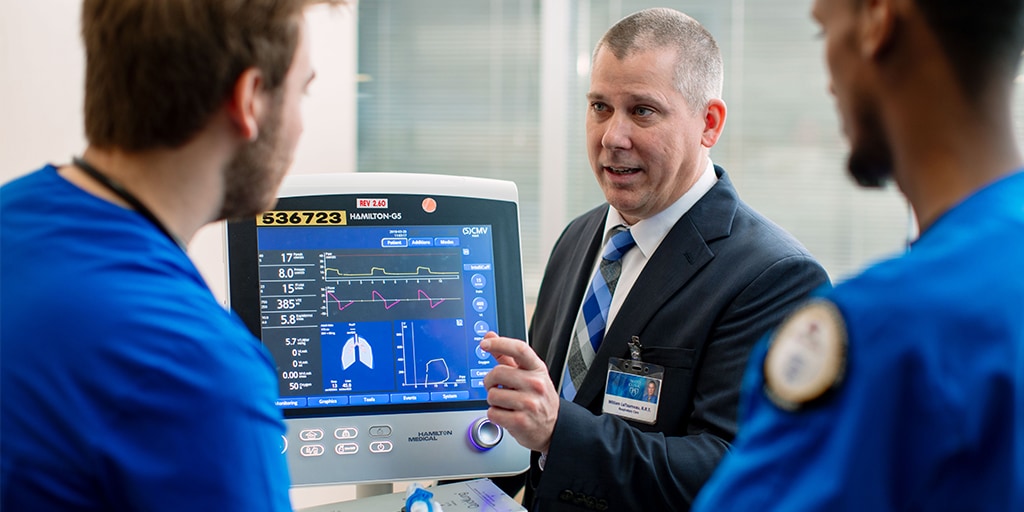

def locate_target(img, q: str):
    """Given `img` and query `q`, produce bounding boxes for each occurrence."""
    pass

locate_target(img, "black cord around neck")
[72,156,186,252]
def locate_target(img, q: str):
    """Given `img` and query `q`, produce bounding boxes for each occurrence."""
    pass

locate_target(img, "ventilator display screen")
[226,174,527,419]
[258,222,498,412]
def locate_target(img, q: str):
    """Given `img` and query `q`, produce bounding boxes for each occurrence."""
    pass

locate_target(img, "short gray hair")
[594,8,723,111]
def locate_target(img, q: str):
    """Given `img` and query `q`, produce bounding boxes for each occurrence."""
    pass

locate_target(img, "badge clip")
[627,336,643,371]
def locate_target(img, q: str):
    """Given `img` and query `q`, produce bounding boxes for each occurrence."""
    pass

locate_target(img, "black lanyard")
[72,156,187,252]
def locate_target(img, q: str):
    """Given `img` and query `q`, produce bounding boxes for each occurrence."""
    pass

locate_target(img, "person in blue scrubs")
[694,0,1024,510]
[0,1,345,510]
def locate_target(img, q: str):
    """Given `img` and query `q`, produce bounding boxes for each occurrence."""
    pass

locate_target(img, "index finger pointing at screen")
[480,335,544,372]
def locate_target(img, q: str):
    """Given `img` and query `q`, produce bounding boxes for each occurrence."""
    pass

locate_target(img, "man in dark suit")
[481,8,829,511]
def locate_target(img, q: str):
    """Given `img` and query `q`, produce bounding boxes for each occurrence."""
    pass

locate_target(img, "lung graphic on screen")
[341,335,373,370]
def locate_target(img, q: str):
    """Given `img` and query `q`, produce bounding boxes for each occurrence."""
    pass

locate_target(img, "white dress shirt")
[596,158,718,332]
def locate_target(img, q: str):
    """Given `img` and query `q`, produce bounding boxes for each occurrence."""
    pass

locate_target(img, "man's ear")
[225,67,265,141]
[701,98,727,148]
[860,0,896,58]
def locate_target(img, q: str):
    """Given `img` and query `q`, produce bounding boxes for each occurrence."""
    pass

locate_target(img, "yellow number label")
[257,210,347,226]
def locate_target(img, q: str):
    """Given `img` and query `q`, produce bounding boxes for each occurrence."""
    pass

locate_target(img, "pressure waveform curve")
[325,289,454,312]
[324,265,459,282]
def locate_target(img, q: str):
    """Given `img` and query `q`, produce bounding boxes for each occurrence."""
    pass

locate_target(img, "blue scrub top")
[1,166,292,511]
[695,171,1024,511]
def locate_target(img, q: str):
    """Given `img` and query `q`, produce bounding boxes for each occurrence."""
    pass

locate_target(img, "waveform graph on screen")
[321,250,464,322]
[395,319,469,389]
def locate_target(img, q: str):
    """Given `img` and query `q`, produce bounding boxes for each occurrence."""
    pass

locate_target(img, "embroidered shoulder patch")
[764,299,848,411]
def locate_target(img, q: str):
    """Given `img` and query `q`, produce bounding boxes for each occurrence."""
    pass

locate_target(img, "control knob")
[469,417,503,450]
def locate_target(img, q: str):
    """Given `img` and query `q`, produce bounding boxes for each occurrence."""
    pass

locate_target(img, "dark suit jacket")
[525,167,829,511]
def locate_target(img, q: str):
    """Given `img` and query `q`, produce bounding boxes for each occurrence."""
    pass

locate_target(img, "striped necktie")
[561,226,636,401]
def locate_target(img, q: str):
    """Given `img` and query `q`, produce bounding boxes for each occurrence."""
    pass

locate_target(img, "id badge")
[602,356,664,425]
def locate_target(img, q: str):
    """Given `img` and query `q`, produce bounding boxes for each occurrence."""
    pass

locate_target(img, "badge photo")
[603,357,663,425]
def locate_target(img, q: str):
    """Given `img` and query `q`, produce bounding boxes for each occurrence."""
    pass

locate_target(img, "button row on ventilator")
[298,425,393,439]
[284,425,393,454]
[295,442,391,457]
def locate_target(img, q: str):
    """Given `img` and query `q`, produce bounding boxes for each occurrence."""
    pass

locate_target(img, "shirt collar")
[603,157,718,258]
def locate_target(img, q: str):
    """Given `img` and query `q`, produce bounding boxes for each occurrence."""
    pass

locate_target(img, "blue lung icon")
[341,335,374,370]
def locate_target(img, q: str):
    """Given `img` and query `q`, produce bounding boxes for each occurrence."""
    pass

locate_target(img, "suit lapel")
[572,168,741,406]
[543,208,607,379]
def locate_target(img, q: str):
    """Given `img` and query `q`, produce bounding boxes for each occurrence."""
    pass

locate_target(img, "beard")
[218,95,290,221]
[846,105,894,188]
